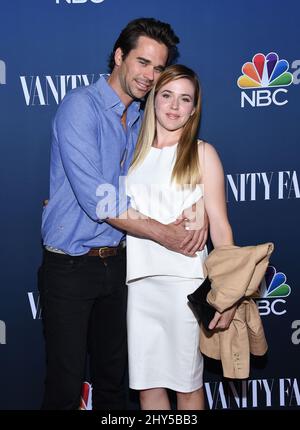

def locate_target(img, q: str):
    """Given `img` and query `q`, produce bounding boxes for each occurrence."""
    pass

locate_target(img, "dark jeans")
[38,247,127,410]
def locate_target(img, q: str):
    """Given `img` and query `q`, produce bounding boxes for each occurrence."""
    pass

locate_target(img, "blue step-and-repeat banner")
[0,0,299,410]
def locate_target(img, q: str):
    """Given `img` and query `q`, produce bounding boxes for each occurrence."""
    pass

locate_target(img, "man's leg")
[39,251,103,410]
[89,248,128,410]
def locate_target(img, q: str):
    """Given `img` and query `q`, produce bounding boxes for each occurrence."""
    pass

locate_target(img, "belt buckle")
[98,247,109,258]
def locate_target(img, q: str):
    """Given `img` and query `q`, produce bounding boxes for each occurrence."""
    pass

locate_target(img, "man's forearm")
[107,208,196,256]
[106,208,165,244]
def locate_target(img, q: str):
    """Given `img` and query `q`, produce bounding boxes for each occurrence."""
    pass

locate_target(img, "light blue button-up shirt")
[42,75,142,255]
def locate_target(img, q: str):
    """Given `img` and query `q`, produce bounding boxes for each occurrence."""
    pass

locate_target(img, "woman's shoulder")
[197,140,219,158]
[197,140,223,177]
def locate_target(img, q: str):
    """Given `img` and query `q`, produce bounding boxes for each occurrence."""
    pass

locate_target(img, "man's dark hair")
[108,17,180,72]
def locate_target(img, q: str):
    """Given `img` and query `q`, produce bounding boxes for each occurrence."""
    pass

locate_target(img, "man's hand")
[208,305,237,330]
[159,219,195,256]
[108,206,206,257]
[174,199,209,255]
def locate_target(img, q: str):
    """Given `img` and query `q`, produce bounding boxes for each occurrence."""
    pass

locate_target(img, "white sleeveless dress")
[126,143,207,392]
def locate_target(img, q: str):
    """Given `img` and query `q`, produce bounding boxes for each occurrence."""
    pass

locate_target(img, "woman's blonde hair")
[130,64,202,186]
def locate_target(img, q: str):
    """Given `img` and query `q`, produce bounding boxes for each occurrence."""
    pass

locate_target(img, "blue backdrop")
[0,0,299,410]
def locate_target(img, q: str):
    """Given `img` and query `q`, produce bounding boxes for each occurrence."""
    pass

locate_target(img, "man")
[39,18,206,410]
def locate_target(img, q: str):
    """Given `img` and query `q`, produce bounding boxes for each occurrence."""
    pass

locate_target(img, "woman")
[126,64,236,410]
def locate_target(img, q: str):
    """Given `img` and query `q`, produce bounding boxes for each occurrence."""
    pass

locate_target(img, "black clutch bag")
[187,277,216,331]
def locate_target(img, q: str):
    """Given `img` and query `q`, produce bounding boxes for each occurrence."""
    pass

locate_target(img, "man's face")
[116,36,168,102]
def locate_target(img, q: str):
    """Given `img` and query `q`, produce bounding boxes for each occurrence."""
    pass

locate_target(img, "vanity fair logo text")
[20,73,101,106]
[28,292,42,320]
[205,378,300,409]
[226,170,299,202]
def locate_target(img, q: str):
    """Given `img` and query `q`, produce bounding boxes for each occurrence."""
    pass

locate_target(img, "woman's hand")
[208,305,237,330]
[174,199,209,255]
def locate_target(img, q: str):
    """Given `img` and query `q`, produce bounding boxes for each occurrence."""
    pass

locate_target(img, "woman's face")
[154,78,196,133]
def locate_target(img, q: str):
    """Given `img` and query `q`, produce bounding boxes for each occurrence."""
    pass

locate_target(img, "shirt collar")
[96,74,141,118]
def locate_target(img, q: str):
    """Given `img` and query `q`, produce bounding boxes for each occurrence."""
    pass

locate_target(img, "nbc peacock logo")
[238,52,293,89]
[257,266,291,316]
[237,52,293,108]
[260,266,291,298]
[79,381,92,410]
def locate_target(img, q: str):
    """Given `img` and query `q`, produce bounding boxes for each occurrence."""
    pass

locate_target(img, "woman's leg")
[176,387,205,410]
[140,388,171,410]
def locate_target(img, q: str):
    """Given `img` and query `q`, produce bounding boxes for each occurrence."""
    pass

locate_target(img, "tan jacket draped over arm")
[200,243,274,379]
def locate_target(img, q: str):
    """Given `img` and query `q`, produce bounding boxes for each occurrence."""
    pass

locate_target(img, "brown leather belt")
[87,241,125,258]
